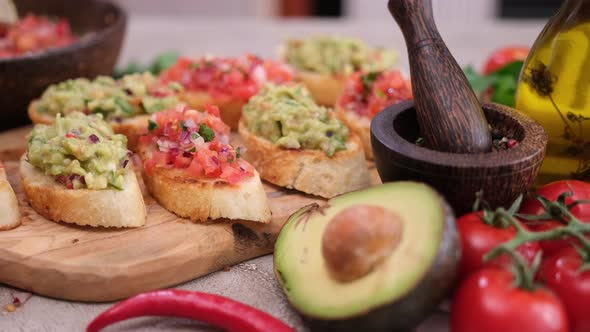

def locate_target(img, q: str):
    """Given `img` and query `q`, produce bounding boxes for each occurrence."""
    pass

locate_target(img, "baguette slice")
[238,120,371,198]
[180,91,244,130]
[335,104,373,159]
[295,70,347,107]
[138,146,271,223]
[28,100,151,151]
[0,164,21,231]
[20,157,146,228]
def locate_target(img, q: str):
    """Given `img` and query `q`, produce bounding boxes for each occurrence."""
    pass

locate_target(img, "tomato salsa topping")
[160,54,294,102]
[141,105,254,185]
[0,14,77,59]
[338,70,413,119]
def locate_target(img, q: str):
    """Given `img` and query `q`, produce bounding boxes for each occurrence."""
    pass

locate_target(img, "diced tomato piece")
[186,158,204,178]
[174,155,192,168]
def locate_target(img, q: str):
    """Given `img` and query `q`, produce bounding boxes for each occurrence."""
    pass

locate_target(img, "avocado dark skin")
[301,200,460,332]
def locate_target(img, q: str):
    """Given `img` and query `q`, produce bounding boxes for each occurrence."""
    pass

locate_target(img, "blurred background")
[111,0,560,19]
[108,0,554,71]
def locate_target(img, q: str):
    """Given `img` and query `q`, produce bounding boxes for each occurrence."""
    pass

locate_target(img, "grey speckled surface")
[0,16,545,332]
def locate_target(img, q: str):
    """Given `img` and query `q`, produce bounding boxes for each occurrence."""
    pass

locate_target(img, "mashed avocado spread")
[36,72,182,121]
[243,84,348,157]
[27,112,129,190]
[284,36,397,75]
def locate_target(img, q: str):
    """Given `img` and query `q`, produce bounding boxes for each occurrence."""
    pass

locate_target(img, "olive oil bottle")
[516,0,590,185]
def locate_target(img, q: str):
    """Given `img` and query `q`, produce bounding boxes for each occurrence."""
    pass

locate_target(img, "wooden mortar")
[371,101,547,214]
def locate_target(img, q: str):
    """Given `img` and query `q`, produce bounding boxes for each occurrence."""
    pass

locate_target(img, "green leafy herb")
[148,119,159,131]
[198,123,215,142]
[463,61,524,108]
[113,51,180,78]
[191,132,200,140]
[361,71,380,98]
[236,147,242,159]
[181,121,188,131]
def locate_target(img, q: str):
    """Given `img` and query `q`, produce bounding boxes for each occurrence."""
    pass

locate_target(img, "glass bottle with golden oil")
[516,0,590,185]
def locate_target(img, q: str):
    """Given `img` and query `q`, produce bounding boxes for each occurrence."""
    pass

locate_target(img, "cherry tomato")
[451,268,569,332]
[483,46,529,74]
[457,212,541,279]
[538,247,590,332]
[520,180,590,255]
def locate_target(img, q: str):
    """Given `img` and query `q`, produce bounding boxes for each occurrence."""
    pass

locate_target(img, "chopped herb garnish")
[375,88,386,99]
[189,147,196,153]
[236,147,242,159]
[198,123,215,142]
[148,119,159,131]
[181,121,188,131]
[361,71,380,99]
[191,132,200,140]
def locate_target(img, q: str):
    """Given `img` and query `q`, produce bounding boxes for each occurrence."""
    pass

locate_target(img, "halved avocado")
[274,182,460,332]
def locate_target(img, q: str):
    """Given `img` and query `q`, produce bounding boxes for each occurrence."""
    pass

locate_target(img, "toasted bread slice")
[180,91,244,130]
[28,100,150,151]
[20,157,146,228]
[0,164,21,231]
[295,71,347,107]
[335,104,373,159]
[138,146,271,223]
[238,120,371,198]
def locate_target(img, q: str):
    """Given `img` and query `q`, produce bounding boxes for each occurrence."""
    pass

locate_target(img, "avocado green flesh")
[274,182,445,319]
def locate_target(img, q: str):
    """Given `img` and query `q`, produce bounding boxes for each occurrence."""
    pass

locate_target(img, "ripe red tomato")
[457,212,541,279]
[451,268,569,332]
[520,180,590,255]
[483,46,529,74]
[538,247,590,332]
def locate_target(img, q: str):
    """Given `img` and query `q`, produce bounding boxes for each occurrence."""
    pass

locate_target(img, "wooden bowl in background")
[0,0,126,130]
[371,101,547,215]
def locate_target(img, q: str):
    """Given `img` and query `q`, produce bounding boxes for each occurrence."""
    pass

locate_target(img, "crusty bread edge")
[335,104,372,160]
[137,146,271,223]
[237,119,371,198]
[179,91,244,130]
[295,71,348,107]
[0,166,21,231]
[20,156,147,228]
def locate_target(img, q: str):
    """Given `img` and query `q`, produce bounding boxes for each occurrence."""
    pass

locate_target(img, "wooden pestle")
[388,0,492,153]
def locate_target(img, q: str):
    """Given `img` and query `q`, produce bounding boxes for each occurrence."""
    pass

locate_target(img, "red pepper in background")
[86,290,295,332]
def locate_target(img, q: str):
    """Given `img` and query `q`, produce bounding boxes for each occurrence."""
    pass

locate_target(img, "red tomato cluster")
[338,70,412,119]
[159,54,294,102]
[451,180,590,332]
[140,105,254,185]
[0,14,76,58]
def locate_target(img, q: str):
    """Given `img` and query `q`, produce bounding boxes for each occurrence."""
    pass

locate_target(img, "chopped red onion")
[184,118,197,129]
[122,159,129,168]
[88,134,100,143]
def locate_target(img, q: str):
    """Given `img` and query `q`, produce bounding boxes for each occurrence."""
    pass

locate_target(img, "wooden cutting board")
[0,128,380,302]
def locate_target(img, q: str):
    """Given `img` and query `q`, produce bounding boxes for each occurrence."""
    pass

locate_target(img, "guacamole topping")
[243,84,349,157]
[36,72,183,121]
[284,36,398,75]
[27,112,130,190]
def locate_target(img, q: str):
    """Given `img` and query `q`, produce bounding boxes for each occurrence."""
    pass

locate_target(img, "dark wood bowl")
[0,0,126,130]
[371,101,548,215]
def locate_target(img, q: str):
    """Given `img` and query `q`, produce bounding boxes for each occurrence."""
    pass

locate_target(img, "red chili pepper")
[86,290,295,332]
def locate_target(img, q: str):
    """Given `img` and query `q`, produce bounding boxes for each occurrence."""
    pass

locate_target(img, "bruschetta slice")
[137,105,271,223]
[336,70,413,159]
[238,83,371,198]
[28,72,184,151]
[159,54,293,130]
[21,112,146,228]
[281,35,398,106]
[0,163,21,231]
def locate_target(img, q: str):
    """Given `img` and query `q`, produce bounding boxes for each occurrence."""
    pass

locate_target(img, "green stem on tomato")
[484,207,590,286]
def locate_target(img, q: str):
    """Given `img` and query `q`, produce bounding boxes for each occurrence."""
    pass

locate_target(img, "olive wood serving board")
[0,129,381,302]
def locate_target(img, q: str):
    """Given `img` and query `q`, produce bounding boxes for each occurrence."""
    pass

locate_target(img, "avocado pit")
[322,204,403,283]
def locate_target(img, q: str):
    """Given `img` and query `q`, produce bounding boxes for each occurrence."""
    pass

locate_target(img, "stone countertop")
[0,17,546,332]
